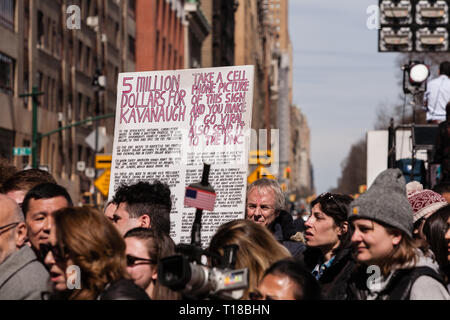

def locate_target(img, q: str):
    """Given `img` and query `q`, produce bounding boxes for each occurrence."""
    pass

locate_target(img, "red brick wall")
[136,0,184,71]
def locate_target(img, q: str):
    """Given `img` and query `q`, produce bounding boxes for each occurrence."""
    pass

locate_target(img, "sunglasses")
[126,254,154,267]
[0,222,20,235]
[318,192,347,216]
[40,243,66,262]
[249,291,275,300]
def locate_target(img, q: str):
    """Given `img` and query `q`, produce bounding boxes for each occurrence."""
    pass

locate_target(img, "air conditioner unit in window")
[86,16,99,30]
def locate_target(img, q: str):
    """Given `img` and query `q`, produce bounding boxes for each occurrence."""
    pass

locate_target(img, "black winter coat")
[269,210,306,256]
[98,279,151,300]
[295,247,356,300]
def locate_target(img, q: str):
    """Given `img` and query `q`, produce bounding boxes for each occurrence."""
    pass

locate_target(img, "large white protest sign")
[109,66,254,245]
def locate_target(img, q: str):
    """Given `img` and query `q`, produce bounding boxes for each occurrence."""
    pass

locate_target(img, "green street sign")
[13,147,31,156]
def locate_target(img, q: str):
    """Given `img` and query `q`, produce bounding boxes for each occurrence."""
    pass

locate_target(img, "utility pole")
[20,86,44,169]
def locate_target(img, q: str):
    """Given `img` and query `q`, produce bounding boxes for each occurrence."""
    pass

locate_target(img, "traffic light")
[82,192,93,206]
[379,0,450,52]
[359,184,367,194]
[284,167,291,179]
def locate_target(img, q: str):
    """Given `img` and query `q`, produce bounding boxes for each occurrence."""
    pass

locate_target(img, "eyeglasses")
[318,192,347,216]
[0,222,20,235]
[40,243,66,263]
[126,254,155,267]
[249,291,275,300]
[246,204,275,214]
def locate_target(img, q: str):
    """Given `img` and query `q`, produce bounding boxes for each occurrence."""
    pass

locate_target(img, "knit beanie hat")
[348,168,413,238]
[406,181,447,223]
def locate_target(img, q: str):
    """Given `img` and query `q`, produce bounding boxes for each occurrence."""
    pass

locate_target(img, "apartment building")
[0,0,136,202]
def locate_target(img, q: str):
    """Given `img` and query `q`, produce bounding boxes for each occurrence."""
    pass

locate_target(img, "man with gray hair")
[246,178,305,255]
[0,194,50,299]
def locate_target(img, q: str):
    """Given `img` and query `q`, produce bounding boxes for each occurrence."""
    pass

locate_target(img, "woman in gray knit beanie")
[346,169,450,300]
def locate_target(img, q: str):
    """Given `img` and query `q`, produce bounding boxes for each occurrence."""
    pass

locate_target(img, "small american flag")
[184,187,216,211]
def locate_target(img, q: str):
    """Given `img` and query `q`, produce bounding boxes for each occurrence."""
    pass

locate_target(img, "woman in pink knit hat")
[406,181,448,240]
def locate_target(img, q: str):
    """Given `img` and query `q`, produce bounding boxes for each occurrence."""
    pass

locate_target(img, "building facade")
[234,0,268,133]
[135,0,185,71]
[0,0,136,203]
[200,0,237,68]
[290,105,314,197]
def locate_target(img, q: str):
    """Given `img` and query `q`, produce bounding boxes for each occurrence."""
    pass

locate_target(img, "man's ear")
[15,222,28,248]
[138,214,151,229]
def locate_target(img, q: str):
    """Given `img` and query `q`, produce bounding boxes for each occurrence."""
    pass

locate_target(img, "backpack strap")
[380,267,446,300]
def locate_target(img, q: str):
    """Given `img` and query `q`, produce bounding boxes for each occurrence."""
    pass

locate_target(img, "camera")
[158,163,249,299]
[158,244,248,300]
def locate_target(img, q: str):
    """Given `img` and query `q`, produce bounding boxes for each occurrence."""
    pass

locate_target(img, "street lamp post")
[20,86,44,169]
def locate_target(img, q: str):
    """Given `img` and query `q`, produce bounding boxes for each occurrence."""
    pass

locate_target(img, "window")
[155,30,160,67]
[36,71,42,90]
[0,0,14,30]
[24,3,29,42]
[22,139,30,167]
[162,37,166,67]
[77,144,82,162]
[168,44,172,69]
[128,0,136,17]
[37,10,44,46]
[128,35,135,61]
[85,0,92,19]
[78,41,83,69]
[0,128,14,161]
[23,71,28,100]
[86,96,91,116]
[77,93,82,121]
[85,46,91,73]
[86,147,92,165]
[0,52,14,94]
[174,51,177,69]
[57,84,62,112]
[115,22,120,47]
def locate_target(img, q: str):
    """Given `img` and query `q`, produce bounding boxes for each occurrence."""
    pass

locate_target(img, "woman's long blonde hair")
[208,219,291,299]
[53,206,129,300]
[378,225,418,276]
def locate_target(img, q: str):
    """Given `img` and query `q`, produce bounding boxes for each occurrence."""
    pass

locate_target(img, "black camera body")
[158,163,249,299]
[158,244,248,300]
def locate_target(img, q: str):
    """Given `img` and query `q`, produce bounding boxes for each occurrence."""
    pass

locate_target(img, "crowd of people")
[0,162,449,300]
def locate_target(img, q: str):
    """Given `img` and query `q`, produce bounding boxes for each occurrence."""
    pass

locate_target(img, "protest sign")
[108,66,254,245]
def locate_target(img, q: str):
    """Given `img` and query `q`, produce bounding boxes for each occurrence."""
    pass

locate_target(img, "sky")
[289,0,402,194]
